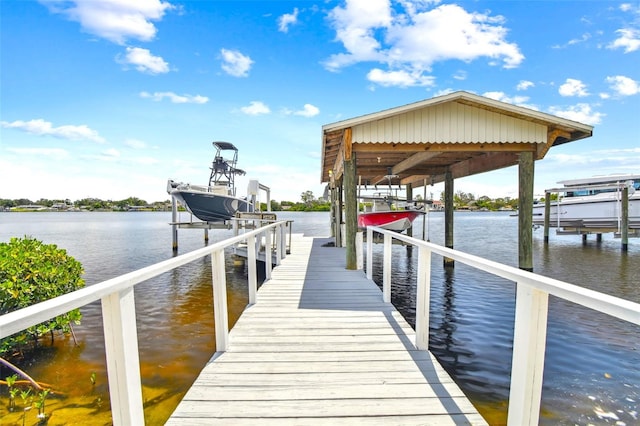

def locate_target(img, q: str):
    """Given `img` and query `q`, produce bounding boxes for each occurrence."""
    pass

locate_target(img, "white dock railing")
[0,221,289,425]
[365,226,640,426]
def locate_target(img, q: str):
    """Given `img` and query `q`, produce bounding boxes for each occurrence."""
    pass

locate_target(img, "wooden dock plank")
[167,235,487,425]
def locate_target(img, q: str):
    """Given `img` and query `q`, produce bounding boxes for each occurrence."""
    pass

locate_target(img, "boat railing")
[0,220,290,425]
[364,226,640,426]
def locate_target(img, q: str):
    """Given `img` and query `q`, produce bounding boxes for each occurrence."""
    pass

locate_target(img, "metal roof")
[321,91,593,187]
[213,141,238,151]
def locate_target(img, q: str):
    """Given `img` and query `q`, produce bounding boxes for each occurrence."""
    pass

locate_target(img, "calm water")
[0,211,638,425]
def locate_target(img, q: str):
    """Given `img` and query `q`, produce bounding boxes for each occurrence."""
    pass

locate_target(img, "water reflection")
[0,211,637,425]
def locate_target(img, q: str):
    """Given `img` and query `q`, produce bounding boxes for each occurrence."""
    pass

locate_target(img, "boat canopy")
[212,141,238,151]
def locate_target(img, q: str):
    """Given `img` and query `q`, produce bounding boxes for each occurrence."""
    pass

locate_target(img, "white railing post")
[264,228,272,280]
[366,227,373,280]
[211,249,229,352]
[507,282,549,426]
[101,288,144,426]
[415,245,431,350]
[356,231,363,270]
[382,232,392,303]
[247,234,257,305]
[274,225,282,266]
[279,224,287,260]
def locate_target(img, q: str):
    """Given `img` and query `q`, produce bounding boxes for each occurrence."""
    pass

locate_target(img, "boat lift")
[169,179,292,255]
[536,180,637,251]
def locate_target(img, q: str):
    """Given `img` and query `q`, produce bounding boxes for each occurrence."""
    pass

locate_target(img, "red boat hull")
[358,210,423,231]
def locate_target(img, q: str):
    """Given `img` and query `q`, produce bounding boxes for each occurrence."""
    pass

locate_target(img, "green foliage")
[0,237,85,357]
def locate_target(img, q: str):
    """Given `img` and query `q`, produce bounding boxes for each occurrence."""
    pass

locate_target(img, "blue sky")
[1,0,639,204]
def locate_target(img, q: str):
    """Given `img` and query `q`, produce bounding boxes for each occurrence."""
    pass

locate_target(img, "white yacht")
[532,173,640,231]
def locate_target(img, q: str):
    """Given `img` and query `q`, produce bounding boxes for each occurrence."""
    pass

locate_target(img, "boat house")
[320,91,594,270]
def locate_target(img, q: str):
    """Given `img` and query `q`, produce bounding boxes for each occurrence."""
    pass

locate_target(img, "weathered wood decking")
[166,235,487,425]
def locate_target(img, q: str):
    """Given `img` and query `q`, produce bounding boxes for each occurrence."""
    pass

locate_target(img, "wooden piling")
[543,194,551,244]
[622,186,629,251]
[171,197,178,250]
[444,170,454,267]
[518,152,534,272]
[345,156,357,270]
[406,183,413,238]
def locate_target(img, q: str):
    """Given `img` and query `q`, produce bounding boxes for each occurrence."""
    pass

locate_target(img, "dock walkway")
[167,234,487,425]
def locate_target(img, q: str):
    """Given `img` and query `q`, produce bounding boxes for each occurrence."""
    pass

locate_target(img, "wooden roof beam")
[449,151,520,180]
[392,151,441,175]
[537,128,572,159]
[352,142,538,153]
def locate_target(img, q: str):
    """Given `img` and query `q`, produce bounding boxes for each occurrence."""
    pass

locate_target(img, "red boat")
[358,209,423,231]
[358,196,424,232]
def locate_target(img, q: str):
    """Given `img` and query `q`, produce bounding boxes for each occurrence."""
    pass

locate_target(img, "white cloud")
[220,48,253,77]
[608,28,640,53]
[240,101,270,115]
[481,91,538,110]
[124,139,148,149]
[278,8,299,33]
[548,103,604,126]
[517,80,534,91]
[293,104,320,117]
[102,148,121,158]
[324,1,524,87]
[119,47,169,74]
[552,33,591,49]
[324,0,391,70]
[6,147,70,161]
[605,75,640,96]
[140,91,208,103]
[452,70,467,81]
[367,68,435,87]
[558,78,589,97]
[42,0,174,45]
[1,119,106,143]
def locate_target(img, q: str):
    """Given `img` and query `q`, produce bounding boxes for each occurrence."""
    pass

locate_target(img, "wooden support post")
[507,283,549,426]
[264,229,272,280]
[621,186,629,251]
[543,194,551,244]
[366,227,373,280]
[415,245,431,351]
[101,288,144,425]
[211,250,229,351]
[444,170,454,267]
[518,152,534,272]
[345,156,358,270]
[335,183,344,248]
[204,228,209,242]
[356,231,363,270]
[330,186,336,238]
[247,234,257,305]
[171,197,178,250]
[406,183,413,238]
[383,233,392,303]
[582,234,588,243]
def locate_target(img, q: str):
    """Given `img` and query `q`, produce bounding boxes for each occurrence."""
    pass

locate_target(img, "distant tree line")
[0,191,332,213]
[0,197,171,211]
[443,191,519,211]
[2,190,535,213]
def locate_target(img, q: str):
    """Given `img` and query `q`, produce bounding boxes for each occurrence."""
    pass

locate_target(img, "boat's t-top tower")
[209,141,246,196]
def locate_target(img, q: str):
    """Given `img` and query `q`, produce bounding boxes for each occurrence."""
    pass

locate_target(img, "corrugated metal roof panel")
[352,103,547,144]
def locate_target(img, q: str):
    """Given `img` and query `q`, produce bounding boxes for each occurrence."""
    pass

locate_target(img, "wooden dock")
[166,234,487,425]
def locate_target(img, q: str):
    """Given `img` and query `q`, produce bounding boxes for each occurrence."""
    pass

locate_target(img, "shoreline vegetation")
[0,190,521,213]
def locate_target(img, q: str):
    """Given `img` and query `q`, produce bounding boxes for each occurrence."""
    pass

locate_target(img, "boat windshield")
[565,178,640,197]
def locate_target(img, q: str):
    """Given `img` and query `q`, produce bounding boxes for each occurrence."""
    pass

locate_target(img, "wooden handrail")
[365,226,640,425]
[0,221,288,425]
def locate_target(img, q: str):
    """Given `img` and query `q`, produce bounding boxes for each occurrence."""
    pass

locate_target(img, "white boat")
[168,141,253,222]
[532,173,640,231]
